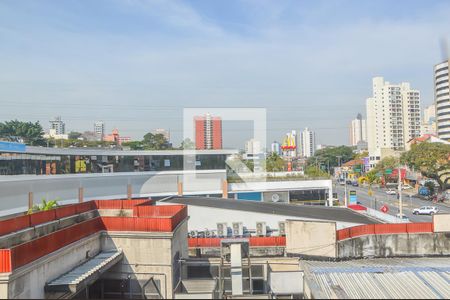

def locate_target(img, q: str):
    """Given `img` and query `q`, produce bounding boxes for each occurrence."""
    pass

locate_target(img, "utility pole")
[336,155,347,207]
[398,163,403,220]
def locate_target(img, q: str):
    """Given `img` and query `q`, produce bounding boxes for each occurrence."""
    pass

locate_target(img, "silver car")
[412,206,439,215]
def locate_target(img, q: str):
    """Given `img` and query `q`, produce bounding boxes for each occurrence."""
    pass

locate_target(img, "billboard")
[0,141,26,153]
[349,190,357,205]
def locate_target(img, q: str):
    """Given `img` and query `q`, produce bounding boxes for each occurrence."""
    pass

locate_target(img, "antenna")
[439,38,449,61]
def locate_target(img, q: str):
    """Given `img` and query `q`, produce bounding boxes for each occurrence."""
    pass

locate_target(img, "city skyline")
[1,1,449,148]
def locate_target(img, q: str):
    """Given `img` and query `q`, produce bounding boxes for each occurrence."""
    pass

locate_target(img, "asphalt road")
[334,183,450,223]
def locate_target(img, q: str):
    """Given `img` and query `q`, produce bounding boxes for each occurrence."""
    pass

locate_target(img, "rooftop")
[302,257,450,299]
[162,196,379,225]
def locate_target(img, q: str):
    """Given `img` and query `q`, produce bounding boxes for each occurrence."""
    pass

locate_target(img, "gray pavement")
[334,183,450,223]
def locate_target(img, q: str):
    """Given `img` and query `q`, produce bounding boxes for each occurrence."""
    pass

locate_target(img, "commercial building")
[103,129,131,146]
[0,141,235,175]
[301,128,315,158]
[434,59,450,141]
[94,121,105,141]
[0,199,188,299]
[350,113,367,146]
[366,77,421,166]
[1,197,450,299]
[194,114,222,150]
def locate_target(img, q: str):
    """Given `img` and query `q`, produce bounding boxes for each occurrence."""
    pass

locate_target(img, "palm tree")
[359,170,379,196]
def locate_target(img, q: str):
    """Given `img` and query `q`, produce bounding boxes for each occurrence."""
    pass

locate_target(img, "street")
[334,183,450,223]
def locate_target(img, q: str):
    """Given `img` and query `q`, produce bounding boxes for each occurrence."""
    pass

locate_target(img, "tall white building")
[301,128,315,158]
[49,116,65,135]
[94,121,105,141]
[434,60,450,141]
[350,113,367,146]
[420,104,437,135]
[366,77,421,157]
[245,139,262,156]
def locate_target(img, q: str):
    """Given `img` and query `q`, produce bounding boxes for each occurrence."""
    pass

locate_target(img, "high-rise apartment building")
[194,114,222,150]
[434,60,450,141]
[301,128,315,158]
[366,77,421,155]
[420,104,437,136]
[350,113,367,146]
[49,116,65,135]
[94,121,105,141]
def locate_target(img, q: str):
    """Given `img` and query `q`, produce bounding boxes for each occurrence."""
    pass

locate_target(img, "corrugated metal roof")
[303,258,450,299]
[46,250,123,293]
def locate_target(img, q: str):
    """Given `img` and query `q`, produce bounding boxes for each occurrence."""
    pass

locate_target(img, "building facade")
[420,104,437,135]
[152,128,170,142]
[49,116,66,135]
[271,141,281,156]
[435,60,450,141]
[350,113,367,146]
[366,77,421,157]
[245,139,262,156]
[94,121,105,141]
[194,114,222,150]
[301,128,315,158]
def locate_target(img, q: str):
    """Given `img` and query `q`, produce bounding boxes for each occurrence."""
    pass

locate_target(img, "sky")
[1,0,449,149]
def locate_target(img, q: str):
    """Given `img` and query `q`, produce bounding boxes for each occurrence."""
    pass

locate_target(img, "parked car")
[351,181,359,187]
[386,189,397,195]
[346,180,352,185]
[412,206,439,215]
[402,184,413,190]
[418,186,430,196]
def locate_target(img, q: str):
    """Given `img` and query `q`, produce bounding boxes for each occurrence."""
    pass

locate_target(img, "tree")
[304,166,329,178]
[307,145,355,173]
[0,119,46,146]
[402,142,450,189]
[179,138,195,150]
[68,131,82,140]
[359,169,379,195]
[424,181,436,197]
[265,152,285,172]
[142,133,170,150]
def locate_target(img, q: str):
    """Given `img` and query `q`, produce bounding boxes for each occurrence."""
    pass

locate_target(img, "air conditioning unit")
[256,222,267,236]
[232,222,243,237]
[205,230,211,238]
[190,230,197,238]
[278,222,286,236]
[217,222,228,237]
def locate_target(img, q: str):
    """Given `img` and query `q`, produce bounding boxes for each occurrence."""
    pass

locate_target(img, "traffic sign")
[385,169,392,175]
[380,205,389,213]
